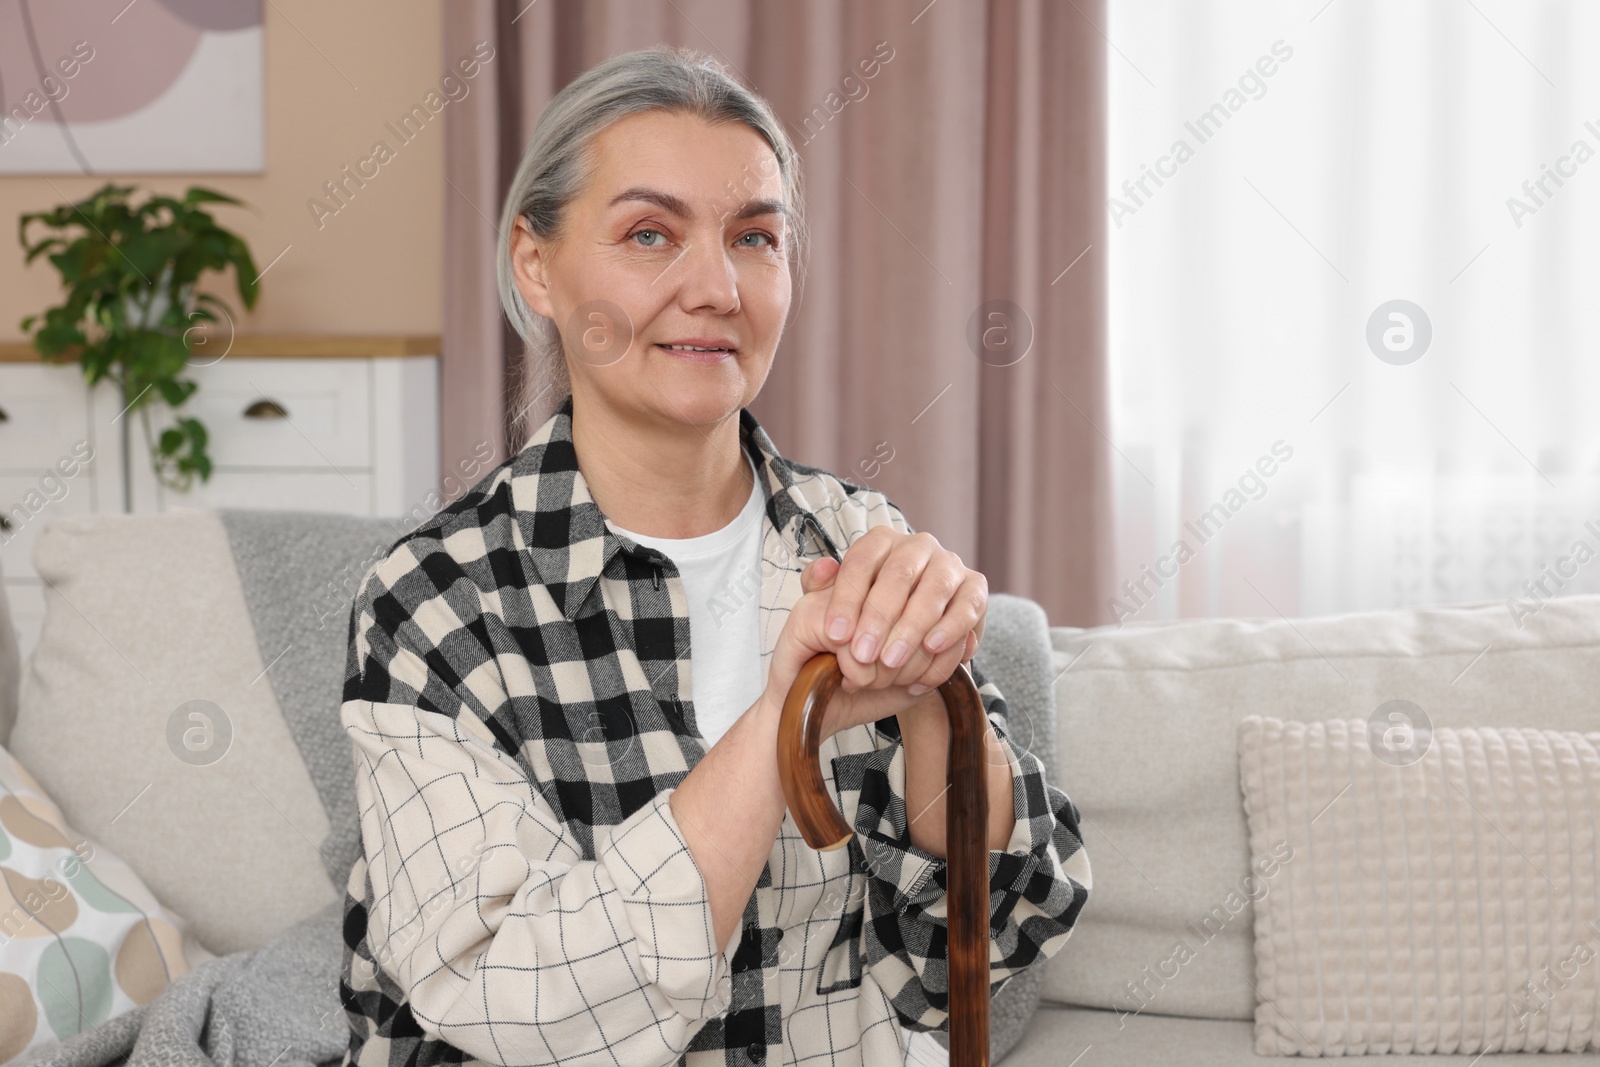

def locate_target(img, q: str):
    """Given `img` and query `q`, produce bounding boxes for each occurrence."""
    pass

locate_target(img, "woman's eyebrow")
[608,186,786,221]
[609,186,693,216]
[730,197,786,220]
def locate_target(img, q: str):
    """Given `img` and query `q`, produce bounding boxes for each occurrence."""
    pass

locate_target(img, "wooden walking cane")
[777,652,991,1067]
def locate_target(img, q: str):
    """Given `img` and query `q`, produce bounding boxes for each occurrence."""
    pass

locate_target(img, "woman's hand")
[762,528,988,739]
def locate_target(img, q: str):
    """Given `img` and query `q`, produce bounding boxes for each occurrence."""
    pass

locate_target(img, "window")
[1108,0,1600,621]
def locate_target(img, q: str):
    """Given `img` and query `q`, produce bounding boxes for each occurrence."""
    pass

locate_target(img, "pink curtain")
[441,0,1111,626]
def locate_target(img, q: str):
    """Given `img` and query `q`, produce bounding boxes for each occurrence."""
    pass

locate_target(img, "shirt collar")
[510,395,840,621]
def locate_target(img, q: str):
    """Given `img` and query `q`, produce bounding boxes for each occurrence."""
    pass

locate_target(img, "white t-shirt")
[608,453,766,747]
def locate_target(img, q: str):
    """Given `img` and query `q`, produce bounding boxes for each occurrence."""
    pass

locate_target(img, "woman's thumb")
[801,556,840,594]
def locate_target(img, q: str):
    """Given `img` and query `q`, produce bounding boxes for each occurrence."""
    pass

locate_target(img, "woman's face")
[513,109,792,429]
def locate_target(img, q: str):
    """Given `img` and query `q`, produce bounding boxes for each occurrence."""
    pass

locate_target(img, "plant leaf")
[183,186,244,207]
[21,181,247,498]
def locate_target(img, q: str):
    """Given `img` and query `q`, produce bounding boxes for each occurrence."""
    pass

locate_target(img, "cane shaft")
[777,653,991,1067]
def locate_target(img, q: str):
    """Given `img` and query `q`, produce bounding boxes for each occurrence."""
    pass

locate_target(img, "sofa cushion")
[1240,716,1600,1057]
[9,510,402,955]
[1001,1003,1600,1067]
[1044,594,1600,1020]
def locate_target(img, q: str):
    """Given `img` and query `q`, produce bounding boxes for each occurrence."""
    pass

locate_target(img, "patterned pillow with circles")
[0,743,214,1064]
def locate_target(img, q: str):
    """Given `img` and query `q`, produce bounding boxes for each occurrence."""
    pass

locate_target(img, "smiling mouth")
[654,343,736,360]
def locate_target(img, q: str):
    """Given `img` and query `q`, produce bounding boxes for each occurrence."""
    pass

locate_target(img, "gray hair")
[497,45,807,445]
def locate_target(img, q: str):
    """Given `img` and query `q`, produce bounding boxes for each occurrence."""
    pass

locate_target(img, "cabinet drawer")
[178,359,370,469]
[0,364,94,471]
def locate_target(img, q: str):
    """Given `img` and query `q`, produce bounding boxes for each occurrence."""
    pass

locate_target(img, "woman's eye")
[631,229,667,247]
[737,231,775,248]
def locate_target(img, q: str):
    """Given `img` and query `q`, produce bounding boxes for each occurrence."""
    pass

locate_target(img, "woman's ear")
[511,216,556,320]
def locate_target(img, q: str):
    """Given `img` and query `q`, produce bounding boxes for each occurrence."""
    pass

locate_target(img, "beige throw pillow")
[10,513,339,955]
[1238,715,1600,1057]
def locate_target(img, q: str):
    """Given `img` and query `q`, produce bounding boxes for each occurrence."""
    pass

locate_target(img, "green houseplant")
[18,182,260,509]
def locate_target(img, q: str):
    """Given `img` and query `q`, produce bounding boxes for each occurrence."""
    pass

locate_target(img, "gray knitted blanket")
[14,901,347,1067]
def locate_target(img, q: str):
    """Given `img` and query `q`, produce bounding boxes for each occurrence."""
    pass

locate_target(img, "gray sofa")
[1,508,1596,1065]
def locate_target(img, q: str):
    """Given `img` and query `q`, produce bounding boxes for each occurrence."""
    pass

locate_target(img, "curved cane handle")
[777,652,991,1067]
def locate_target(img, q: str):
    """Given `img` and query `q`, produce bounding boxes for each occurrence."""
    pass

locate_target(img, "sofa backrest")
[1043,594,1600,1021]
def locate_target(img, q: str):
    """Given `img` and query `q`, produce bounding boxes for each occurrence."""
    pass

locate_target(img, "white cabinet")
[0,363,102,473]
[1,361,116,660]
[0,354,440,659]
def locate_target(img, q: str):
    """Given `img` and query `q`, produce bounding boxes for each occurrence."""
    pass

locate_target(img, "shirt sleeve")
[342,550,741,1067]
[836,497,1092,1033]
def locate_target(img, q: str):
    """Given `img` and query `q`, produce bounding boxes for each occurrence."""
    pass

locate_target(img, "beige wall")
[2,1,445,343]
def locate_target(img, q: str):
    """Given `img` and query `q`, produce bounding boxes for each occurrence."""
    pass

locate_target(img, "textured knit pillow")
[1238,715,1600,1057]
[0,743,214,1065]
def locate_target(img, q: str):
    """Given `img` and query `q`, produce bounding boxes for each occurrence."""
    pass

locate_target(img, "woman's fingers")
[918,568,986,663]
[852,533,940,669]
[877,547,966,686]
[820,530,988,699]
[906,639,968,696]
[822,526,895,648]
[919,560,984,659]
[801,556,839,595]
[827,529,919,691]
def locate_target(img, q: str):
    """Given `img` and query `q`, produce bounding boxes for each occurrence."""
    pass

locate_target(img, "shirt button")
[747,1043,766,1060]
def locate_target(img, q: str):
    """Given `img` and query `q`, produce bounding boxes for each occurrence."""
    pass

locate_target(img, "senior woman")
[338,45,1089,1067]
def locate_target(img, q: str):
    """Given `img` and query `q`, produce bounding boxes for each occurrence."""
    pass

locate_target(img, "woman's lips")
[654,343,735,363]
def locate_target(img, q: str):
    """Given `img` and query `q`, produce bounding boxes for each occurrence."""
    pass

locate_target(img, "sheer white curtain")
[1106,0,1600,622]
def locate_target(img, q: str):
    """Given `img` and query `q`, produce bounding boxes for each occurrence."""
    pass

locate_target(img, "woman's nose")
[670,231,741,314]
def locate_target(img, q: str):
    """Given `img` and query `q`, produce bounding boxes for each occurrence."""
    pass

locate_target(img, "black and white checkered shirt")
[337,397,1090,1067]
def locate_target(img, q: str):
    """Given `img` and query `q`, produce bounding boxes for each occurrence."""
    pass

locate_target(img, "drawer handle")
[243,399,289,419]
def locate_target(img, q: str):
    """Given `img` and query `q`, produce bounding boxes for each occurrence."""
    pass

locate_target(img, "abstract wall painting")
[0,0,264,174]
